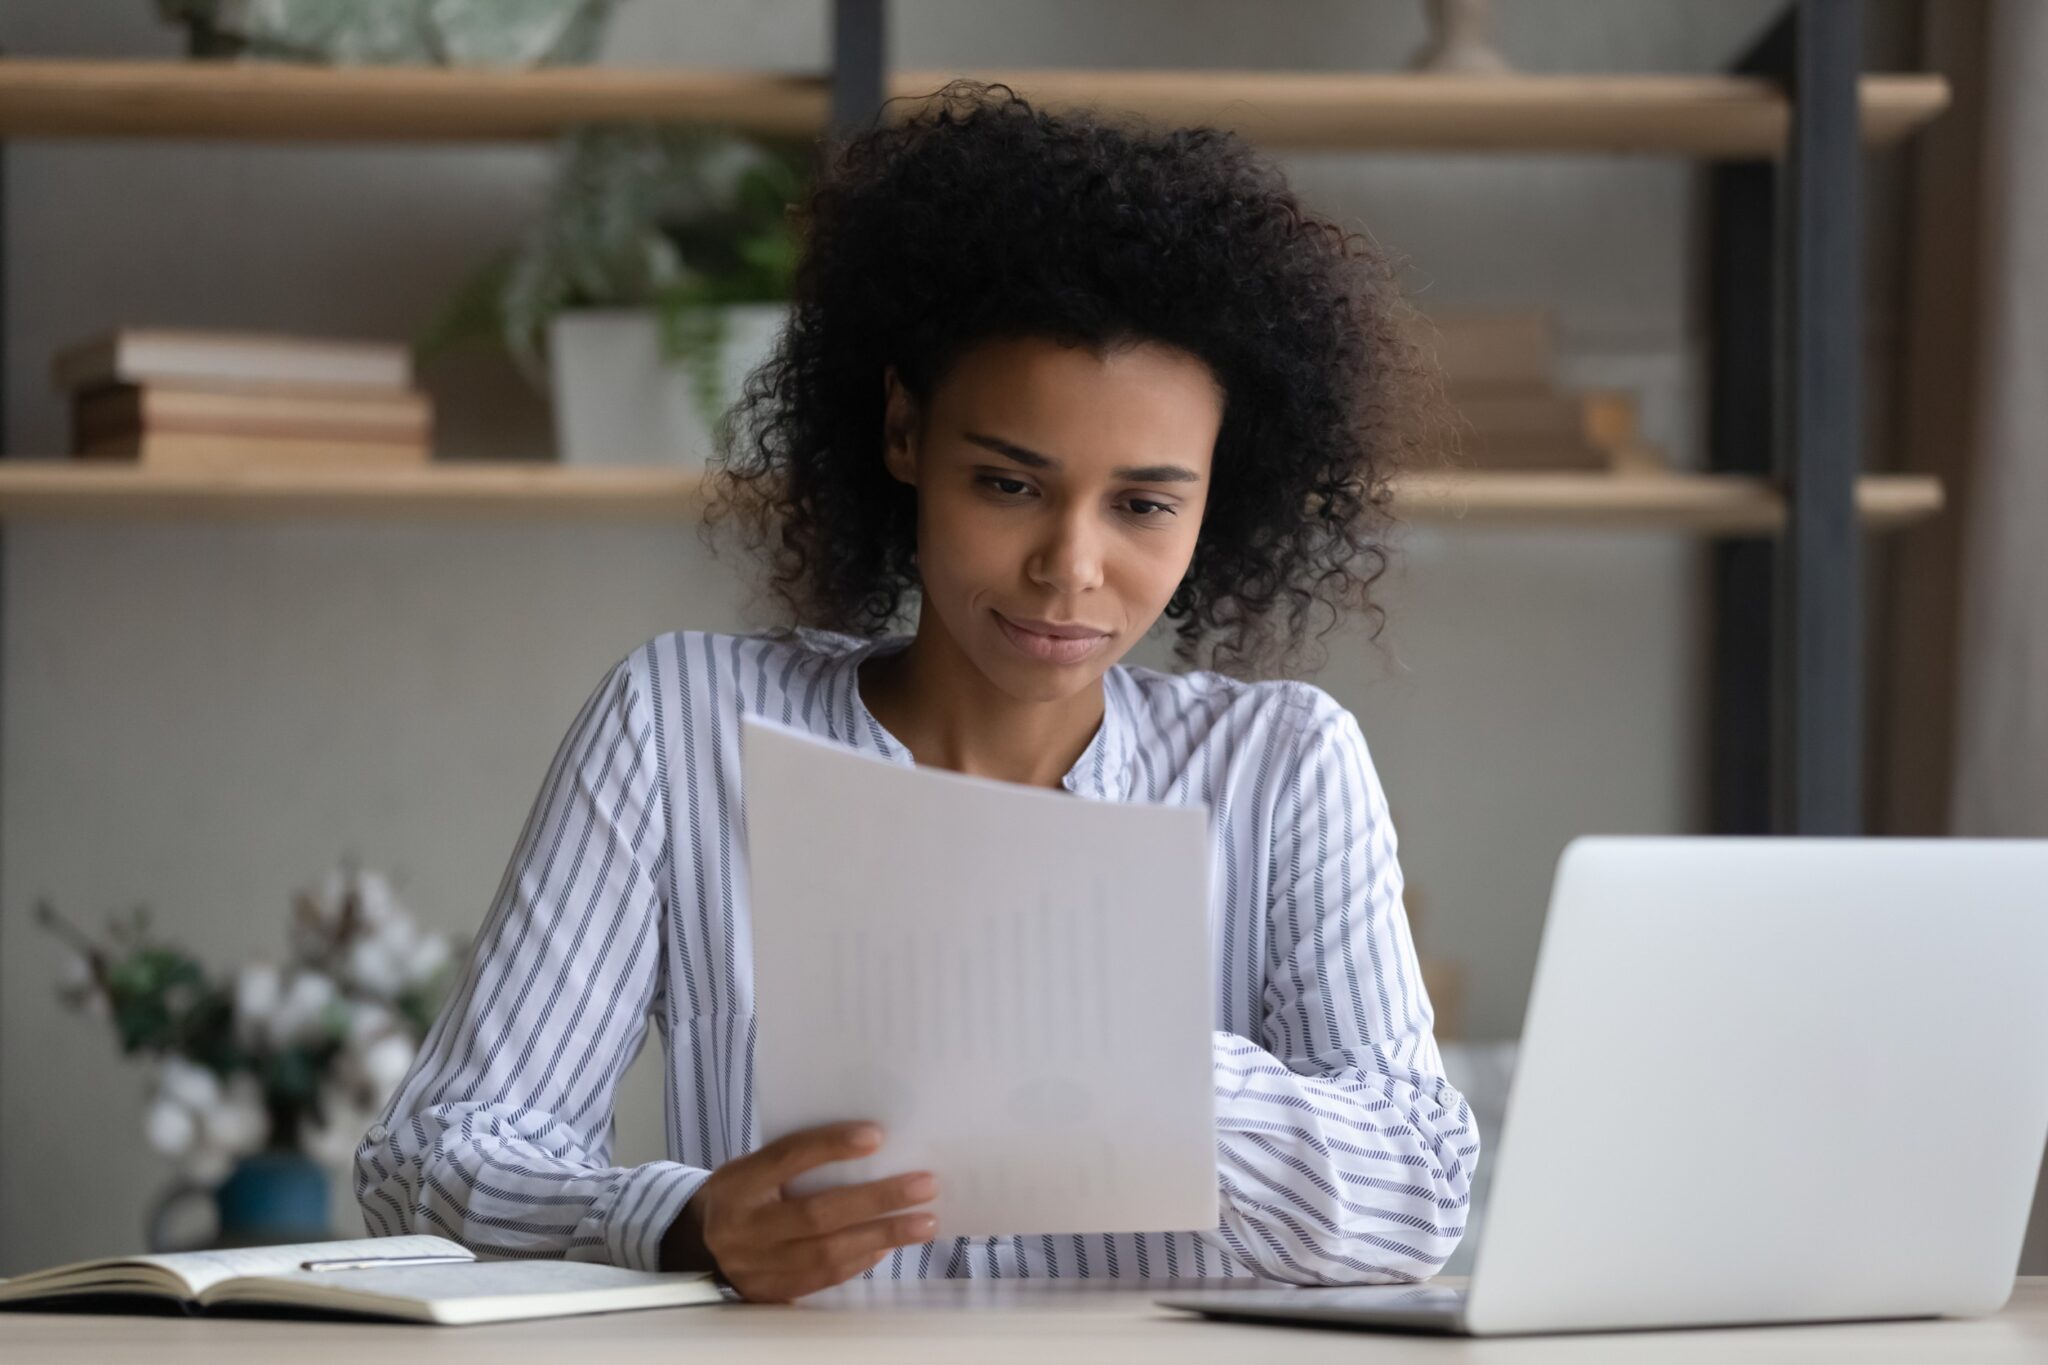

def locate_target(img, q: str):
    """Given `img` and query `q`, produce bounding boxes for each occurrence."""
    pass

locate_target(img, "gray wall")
[4,0,1807,1271]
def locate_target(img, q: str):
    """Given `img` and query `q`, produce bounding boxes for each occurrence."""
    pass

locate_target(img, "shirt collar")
[830,633,1136,802]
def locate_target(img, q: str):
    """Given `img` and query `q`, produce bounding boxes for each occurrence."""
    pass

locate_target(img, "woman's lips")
[992,610,1110,664]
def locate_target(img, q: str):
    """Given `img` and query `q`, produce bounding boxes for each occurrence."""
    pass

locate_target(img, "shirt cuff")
[578,1159,716,1272]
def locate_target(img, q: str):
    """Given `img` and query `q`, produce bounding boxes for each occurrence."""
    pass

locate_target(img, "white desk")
[5,1276,2045,1361]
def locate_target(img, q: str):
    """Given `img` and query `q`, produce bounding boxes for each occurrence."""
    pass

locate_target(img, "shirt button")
[366,1122,388,1142]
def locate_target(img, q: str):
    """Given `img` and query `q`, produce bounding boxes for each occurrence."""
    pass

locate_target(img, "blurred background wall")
[0,0,1933,1274]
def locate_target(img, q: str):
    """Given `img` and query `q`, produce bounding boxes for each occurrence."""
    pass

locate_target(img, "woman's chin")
[976,639,1119,705]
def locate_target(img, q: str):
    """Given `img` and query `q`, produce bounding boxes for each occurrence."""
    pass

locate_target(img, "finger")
[757,1170,937,1243]
[759,1227,920,1302]
[753,1129,880,1186]
[744,1122,884,1190]
[733,1227,901,1301]
[732,1244,889,1305]
[791,1209,939,1273]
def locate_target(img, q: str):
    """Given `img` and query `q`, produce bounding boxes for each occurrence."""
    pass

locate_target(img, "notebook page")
[741,714,1218,1239]
[226,1259,721,1323]
[137,1234,469,1295]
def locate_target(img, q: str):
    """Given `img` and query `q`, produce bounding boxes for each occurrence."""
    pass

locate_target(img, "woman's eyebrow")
[962,431,1202,483]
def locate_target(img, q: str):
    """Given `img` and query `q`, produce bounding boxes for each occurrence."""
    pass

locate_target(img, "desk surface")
[5,1276,2046,1362]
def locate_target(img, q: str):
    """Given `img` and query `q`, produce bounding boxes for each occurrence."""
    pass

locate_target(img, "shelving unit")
[0,0,1947,843]
[0,58,1947,154]
[0,462,1944,533]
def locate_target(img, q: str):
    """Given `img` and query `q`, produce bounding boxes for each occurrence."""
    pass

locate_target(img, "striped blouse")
[354,626,1478,1285]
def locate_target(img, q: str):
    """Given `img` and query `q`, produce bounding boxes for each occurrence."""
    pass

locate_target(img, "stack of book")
[1418,311,1663,472]
[53,329,432,471]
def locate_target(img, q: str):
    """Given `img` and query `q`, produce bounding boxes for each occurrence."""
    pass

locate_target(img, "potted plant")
[153,0,620,65]
[421,124,809,471]
[38,861,460,1250]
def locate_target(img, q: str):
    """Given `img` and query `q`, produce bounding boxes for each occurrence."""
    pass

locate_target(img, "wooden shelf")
[1394,470,1942,532]
[911,71,1950,155]
[0,60,1949,154]
[0,462,706,521]
[0,462,1944,533]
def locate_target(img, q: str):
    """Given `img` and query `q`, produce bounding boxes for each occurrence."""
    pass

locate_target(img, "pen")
[299,1254,474,1272]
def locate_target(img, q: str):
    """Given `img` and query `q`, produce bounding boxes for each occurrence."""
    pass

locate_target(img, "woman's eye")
[976,475,1173,520]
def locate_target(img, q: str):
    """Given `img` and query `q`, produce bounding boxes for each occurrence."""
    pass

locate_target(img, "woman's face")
[883,334,1222,703]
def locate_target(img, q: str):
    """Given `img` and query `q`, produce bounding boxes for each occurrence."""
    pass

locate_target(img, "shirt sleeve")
[1202,700,1479,1284]
[352,652,712,1270]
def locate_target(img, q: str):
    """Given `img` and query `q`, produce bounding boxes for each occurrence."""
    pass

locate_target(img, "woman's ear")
[882,365,919,486]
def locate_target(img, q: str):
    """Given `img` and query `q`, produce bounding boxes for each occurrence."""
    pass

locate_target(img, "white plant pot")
[548,303,790,470]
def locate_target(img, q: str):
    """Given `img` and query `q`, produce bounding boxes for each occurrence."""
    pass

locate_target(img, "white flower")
[293,863,450,1002]
[308,865,397,928]
[406,933,452,988]
[301,866,405,940]
[55,951,109,1019]
[156,1057,222,1113]
[57,950,92,992]
[361,1033,417,1098]
[328,1004,416,1118]
[344,935,407,998]
[143,1097,197,1157]
[146,1059,268,1185]
[344,1000,398,1049]
[201,1072,271,1155]
[352,869,403,931]
[233,963,283,1050]
[270,969,338,1048]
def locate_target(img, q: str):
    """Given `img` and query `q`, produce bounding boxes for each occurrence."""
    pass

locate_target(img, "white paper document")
[740,713,1218,1239]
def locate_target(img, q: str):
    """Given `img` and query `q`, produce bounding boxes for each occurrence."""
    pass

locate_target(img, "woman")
[356,81,1477,1303]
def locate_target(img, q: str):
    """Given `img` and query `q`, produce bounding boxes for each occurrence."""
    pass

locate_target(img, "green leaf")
[415,251,517,364]
[425,123,812,393]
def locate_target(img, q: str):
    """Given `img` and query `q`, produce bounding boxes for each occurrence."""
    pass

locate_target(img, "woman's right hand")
[666,1120,939,1302]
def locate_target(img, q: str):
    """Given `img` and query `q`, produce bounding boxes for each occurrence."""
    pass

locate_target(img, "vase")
[173,0,617,66]
[146,1149,333,1253]
[547,303,791,472]
[1407,0,1515,74]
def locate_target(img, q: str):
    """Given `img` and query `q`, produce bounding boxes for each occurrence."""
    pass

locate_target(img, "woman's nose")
[1028,513,1105,594]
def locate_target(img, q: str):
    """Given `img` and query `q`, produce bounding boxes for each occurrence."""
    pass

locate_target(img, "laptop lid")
[1464,837,2048,1336]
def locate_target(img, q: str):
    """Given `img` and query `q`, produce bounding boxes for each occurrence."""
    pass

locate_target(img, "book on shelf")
[1412,310,1556,387]
[1445,387,1646,471]
[0,1234,726,1327]
[52,329,413,395]
[1446,387,1633,443]
[73,383,432,446]
[1414,310,1665,472]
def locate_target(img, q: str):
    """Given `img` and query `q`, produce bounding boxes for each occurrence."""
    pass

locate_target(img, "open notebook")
[0,1234,727,1325]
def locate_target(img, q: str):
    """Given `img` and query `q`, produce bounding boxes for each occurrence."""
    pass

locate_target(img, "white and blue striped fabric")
[355,626,1478,1285]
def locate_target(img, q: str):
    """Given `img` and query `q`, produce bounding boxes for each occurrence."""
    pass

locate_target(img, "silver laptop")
[1159,836,2048,1337]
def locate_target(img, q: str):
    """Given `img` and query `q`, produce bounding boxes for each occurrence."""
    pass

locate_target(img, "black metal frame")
[1708,0,1868,836]
[0,46,9,1148]
[830,0,887,140]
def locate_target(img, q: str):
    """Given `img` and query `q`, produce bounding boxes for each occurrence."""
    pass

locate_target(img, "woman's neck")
[857,615,1106,790]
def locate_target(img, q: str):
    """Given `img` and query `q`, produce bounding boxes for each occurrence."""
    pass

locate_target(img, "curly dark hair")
[700,79,1442,678]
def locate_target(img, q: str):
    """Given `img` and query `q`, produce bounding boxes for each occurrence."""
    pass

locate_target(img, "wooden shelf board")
[919,70,1951,155]
[1395,470,1942,531]
[0,60,1948,154]
[0,462,1944,533]
[0,462,702,521]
